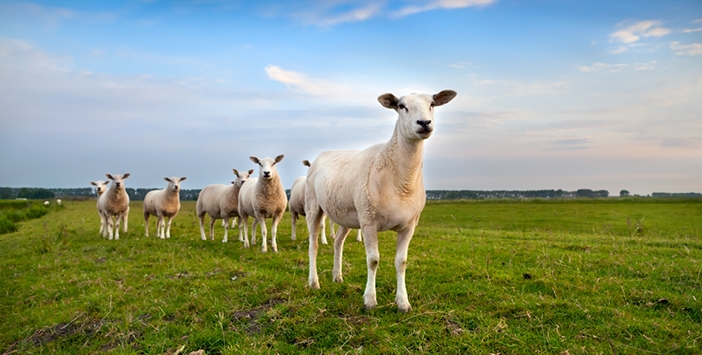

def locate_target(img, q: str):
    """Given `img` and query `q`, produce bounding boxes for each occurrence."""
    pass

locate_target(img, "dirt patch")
[230,299,284,334]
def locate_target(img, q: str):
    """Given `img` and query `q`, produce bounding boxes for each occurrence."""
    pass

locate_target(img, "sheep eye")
[398,103,407,111]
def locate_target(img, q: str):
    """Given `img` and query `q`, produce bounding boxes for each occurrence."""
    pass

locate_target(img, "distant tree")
[620,190,630,197]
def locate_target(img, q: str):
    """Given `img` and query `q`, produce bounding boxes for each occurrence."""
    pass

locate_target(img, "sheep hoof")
[363,295,378,310]
[222,239,228,243]
[397,302,412,313]
[333,275,344,283]
[309,278,320,289]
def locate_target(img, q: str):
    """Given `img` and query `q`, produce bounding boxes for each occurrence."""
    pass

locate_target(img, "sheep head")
[232,168,255,187]
[250,155,284,180]
[105,173,130,189]
[378,90,457,140]
[90,180,110,196]
[164,176,186,192]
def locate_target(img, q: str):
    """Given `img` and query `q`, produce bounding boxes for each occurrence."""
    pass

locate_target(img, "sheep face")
[232,168,255,187]
[106,173,130,189]
[250,155,284,181]
[378,90,457,140]
[90,180,110,196]
[164,176,186,192]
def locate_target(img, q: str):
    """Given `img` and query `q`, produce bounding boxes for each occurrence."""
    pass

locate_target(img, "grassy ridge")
[0,199,700,354]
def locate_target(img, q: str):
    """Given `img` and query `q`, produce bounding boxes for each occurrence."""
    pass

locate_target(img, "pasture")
[1,198,700,354]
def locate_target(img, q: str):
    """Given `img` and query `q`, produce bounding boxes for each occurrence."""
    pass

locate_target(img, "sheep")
[90,180,110,234]
[43,201,49,205]
[305,90,457,312]
[238,155,287,253]
[196,169,253,243]
[56,199,62,205]
[98,173,131,240]
[289,160,330,244]
[143,176,187,239]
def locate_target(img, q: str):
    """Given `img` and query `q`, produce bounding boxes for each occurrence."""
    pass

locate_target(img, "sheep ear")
[433,90,457,106]
[180,177,186,181]
[164,177,171,182]
[106,174,114,180]
[250,156,260,164]
[123,173,131,179]
[378,93,399,109]
[302,160,311,167]
[233,169,240,176]
[248,169,254,175]
[90,181,97,186]
[275,155,285,163]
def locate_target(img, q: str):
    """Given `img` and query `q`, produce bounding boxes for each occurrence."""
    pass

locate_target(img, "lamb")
[90,180,110,234]
[143,176,187,239]
[289,160,329,244]
[196,169,253,243]
[98,173,131,240]
[238,155,287,253]
[305,90,457,312]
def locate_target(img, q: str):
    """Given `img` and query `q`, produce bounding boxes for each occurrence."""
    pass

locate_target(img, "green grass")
[1,199,700,354]
[0,200,53,234]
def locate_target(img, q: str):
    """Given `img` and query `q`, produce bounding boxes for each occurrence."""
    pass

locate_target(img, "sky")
[0,0,700,196]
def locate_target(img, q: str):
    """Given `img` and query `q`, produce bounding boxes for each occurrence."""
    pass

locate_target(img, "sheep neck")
[377,123,425,196]
[257,175,283,198]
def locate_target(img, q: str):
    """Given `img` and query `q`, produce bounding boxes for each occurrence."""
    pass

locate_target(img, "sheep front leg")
[362,225,380,310]
[114,214,121,240]
[222,217,230,243]
[238,216,249,247]
[270,212,283,253]
[394,225,416,313]
[256,214,268,253]
[165,216,174,239]
[332,226,351,283]
[158,216,166,239]
[240,214,251,248]
[357,228,363,242]
[106,215,114,240]
[320,217,328,245]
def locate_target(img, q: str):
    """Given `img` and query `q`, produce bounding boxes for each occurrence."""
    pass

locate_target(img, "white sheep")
[44,201,49,205]
[305,90,457,312]
[98,173,131,240]
[196,169,253,243]
[143,176,187,239]
[289,160,329,244]
[56,199,62,205]
[90,180,110,234]
[238,155,287,253]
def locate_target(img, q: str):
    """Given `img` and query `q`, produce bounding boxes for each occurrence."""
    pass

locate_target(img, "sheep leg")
[240,215,250,248]
[114,214,121,240]
[290,211,297,241]
[271,212,283,253]
[362,225,380,310]
[99,212,105,235]
[394,225,415,313]
[106,215,114,240]
[320,216,328,245]
[165,216,173,239]
[158,216,166,239]
[306,206,324,289]
[357,228,363,242]
[332,226,351,283]
[251,220,257,246]
[208,217,216,241]
[256,214,268,253]
[123,207,129,232]
[222,217,230,243]
[144,212,150,237]
[198,214,207,240]
[238,216,249,248]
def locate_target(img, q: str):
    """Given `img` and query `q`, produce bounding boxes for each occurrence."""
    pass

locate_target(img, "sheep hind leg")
[320,216,328,245]
[306,206,324,289]
[114,214,121,240]
[357,228,363,242]
[144,212,150,237]
[362,225,380,310]
[197,214,207,240]
[332,226,351,283]
[240,215,250,248]
[290,211,297,241]
[394,224,416,313]
[208,218,216,241]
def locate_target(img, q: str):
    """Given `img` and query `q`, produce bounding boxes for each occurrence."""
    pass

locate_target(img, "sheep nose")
[417,120,431,127]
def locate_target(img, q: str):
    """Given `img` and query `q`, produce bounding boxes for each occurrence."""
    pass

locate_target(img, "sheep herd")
[89,90,457,312]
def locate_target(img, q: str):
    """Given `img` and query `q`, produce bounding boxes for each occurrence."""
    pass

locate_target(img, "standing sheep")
[143,176,187,239]
[289,160,329,244]
[90,180,110,234]
[98,173,131,240]
[305,90,457,312]
[238,155,287,253]
[196,169,253,243]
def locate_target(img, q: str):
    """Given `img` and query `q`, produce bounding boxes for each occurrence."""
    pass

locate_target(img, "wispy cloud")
[265,65,353,97]
[610,20,671,44]
[670,41,702,56]
[633,61,657,71]
[544,138,591,152]
[578,62,628,73]
[682,28,702,33]
[291,2,382,27]
[392,0,496,18]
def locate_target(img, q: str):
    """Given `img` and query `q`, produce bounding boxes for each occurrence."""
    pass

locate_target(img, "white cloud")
[670,41,702,56]
[393,0,495,17]
[264,65,353,97]
[682,28,702,33]
[610,20,671,44]
[578,62,628,73]
[295,3,382,26]
[633,61,657,71]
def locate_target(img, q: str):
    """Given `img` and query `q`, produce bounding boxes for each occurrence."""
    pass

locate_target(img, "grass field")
[1,198,700,354]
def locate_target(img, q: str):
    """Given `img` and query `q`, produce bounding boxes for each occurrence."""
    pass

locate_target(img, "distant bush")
[0,201,49,235]
[0,216,17,234]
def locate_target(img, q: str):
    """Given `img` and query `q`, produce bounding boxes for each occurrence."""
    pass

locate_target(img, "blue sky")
[1,0,700,195]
